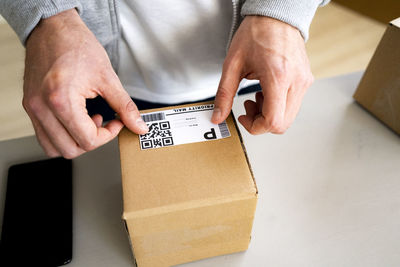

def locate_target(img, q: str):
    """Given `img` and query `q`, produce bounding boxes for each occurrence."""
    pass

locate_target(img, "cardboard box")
[118,102,258,267]
[353,18,400,135]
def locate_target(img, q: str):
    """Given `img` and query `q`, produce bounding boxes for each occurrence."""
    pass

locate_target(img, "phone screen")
[0,157,72,266]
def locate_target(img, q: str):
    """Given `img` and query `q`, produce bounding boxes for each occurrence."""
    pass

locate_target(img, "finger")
[238,92,263,133]
[284,85,307,129]
[244,99,258,118]
[55,105,123,153]
[249,78,289,134]
[36,107,86,159]
[30,116,60,158]
[212,60,242,124]
[255,91,264,112]
[88,113,124,148]
[92,119,124,147]
[100,77,148,134]
[91,114,103,128]
[47,89,127,151]
[58,107,123,151]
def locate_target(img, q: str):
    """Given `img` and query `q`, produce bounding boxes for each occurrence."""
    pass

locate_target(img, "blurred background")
[0,0,399,141]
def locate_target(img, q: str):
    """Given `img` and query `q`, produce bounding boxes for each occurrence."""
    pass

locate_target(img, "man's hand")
[23,9,148,159]
[212,16,314,134]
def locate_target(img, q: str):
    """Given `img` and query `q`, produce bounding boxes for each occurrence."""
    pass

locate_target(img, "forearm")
[241,0,330,41]
[0,0,82,45]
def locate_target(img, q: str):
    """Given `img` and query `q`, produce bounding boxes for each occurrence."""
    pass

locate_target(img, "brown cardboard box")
[353,18,400,135]
[118,102,258,267]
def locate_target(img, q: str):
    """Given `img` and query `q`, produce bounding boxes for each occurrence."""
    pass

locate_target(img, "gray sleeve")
[241,0,330,41]
[0,0,82,45]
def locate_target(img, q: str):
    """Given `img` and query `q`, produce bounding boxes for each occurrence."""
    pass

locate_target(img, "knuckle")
[44,70,64,89]
[249,128,263,135]
[22,98,28,111]
[80,139,96,151]
[125,100,138,114]
[47,92,64,110]
[274,68,286,82]
[270,57,290,82]
[47,91,67,111]
[223,53,243,73]
[265,117,285,134]
[307,73,315,86]
[216,86,234,102]
[300,72,314,88]
[271,127,286,134]
[45,150,59,158]
[59,145,82,159]
[42,71,70,110]
[23,96,42,113]
[62,149,79,159]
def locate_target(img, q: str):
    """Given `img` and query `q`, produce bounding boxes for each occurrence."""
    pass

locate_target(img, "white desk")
[1,72,400,267]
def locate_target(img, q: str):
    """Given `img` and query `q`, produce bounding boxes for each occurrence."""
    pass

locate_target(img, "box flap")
[118,102,257,219]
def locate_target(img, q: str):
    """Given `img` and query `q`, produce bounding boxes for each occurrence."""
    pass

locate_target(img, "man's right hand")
[23,9,148,159]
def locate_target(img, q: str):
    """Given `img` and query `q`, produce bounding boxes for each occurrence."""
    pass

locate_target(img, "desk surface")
[1,72,400,267]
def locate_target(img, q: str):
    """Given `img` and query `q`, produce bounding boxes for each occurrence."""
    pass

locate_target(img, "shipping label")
[139,104,231,150]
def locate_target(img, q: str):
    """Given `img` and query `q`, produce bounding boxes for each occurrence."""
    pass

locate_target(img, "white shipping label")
[139,104,231,150]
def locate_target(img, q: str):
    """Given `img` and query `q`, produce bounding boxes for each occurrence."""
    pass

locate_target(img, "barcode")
[140,121,173,150]
[141,112,165,122]
[218,122,230,138]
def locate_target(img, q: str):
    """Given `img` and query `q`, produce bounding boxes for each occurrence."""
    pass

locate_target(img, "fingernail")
[136,117,149,132]
[212,108,221,122]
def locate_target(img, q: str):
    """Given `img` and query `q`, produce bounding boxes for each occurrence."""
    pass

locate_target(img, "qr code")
[140,121,174,150]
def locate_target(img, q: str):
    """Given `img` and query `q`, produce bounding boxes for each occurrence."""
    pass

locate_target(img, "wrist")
[27,9,82,46]
[243,15,302,41]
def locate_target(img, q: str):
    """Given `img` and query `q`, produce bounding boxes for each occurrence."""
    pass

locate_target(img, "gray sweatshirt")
[0,0,329,71]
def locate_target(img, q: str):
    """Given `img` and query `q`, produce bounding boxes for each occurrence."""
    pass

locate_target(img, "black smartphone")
[0,157,72,266]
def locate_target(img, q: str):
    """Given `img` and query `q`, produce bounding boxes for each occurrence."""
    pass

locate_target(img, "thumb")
[101,78,149,134]
[212,62,242,124]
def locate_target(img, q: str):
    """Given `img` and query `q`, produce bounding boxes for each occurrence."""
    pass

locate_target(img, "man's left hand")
[212,16,314,134]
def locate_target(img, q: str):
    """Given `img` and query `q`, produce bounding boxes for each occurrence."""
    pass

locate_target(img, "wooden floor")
[0,3,386,141]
